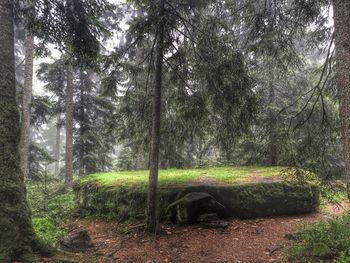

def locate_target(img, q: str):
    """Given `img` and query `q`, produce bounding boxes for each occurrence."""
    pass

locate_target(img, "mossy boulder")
[166,192,226,224]
[74,180,320,221]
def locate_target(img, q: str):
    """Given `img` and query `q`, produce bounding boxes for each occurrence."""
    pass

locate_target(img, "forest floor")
[39,202,348,263]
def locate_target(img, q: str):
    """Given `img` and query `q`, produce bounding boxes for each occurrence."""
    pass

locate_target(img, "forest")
[1,0,350,262]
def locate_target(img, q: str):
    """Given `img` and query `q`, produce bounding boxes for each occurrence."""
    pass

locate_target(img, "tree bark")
[64,69,74,190]
[0,0,36,261]
[78,70,85,176]
[54,113,61,176]
[19,33,34,178]
[267,69,278,166]
[333,0,350,198]
[146,0,165,233]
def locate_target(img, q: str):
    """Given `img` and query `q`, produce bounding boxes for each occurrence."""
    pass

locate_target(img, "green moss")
[32,217,66,248]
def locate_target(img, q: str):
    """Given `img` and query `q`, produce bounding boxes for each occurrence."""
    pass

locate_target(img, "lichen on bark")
[19,33,34,178]
[0,0,36,261]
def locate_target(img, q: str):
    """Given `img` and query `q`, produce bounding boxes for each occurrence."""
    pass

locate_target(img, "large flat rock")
[74,180,320,221]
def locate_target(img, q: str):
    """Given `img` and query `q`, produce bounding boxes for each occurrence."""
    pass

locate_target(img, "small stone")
[60,229,93,252]
[197,213,219,223]
[200,221,230,229]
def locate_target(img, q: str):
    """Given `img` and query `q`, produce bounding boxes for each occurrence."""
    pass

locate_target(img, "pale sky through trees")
[32,0,126,96]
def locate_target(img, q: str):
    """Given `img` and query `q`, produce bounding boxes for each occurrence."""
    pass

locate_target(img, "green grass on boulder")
[74,166,320,221]
[78,166,283,187]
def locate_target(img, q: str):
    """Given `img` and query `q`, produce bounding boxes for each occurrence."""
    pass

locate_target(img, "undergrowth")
[27,180,75,221]
[288,212,350,262]
[27,179,74,248]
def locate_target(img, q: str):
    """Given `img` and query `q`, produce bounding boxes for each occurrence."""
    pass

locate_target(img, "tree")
[37,58,67,177]
[333,0,350,197]
[0,0,36,260]
[54,113,62,176]
[0,0,113,259]
[64,68,74,190]
[105,0,256,231]
[19,33,34,178]
[147,0,165,233]
[73,70,115,175]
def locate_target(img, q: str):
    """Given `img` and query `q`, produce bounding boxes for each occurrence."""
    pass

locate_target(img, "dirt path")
[40,203,347,263]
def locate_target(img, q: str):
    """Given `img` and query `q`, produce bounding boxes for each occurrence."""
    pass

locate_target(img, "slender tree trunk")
[268,129,278,165]
[65,69,74,190]
[54,113,61,176]
[267,69,278,166]
[78,71,85,176]
[0,0,36,261]
[333,0,350,198]
[19,33,34,178]
[146,0,165,233]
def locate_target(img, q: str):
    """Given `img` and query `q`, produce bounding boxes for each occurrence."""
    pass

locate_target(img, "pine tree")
[73,70,115,175]
[64,67,74,190]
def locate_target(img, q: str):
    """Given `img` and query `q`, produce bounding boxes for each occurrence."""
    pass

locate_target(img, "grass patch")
[288,212,350,262]
[80,166,285,188]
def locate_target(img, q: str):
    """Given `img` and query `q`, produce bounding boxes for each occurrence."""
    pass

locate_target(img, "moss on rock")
[74,179,320,221]
[74,181,181,220]
[178,182,319,218]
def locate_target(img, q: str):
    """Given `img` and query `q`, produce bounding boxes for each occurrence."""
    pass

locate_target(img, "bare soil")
[39,203,348,263]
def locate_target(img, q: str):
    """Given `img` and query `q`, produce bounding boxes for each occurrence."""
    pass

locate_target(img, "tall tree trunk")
[19,33,34,178]
[78,70,85,176]
[146,0,165,233]
[267,68,278,166]
[54,113,61,176]
[64,69,74,190]
[0,0,36,261]
[333,0,350,198]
